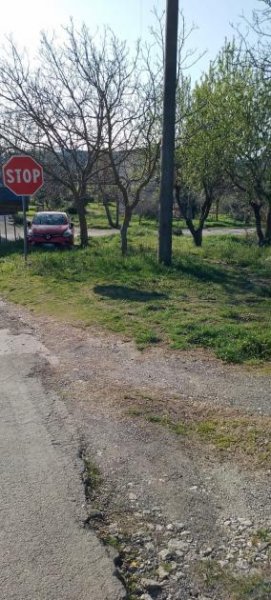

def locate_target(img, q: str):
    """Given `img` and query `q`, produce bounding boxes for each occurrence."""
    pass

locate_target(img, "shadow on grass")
[175,258,269,300]
[178,260,231,285]
[94,284,167,302]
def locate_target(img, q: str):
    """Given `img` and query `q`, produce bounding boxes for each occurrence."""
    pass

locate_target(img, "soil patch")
[3,302,271,599]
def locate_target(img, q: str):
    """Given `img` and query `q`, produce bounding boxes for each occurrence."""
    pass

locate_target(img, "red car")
[27,211,74,248]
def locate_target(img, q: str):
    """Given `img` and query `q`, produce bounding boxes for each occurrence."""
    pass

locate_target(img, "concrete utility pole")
[158,0,179,265]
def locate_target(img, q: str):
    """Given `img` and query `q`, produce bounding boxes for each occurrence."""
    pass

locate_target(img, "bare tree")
[104,76,161,255]
[35,176,70,211]
[0,26,106,246]
[98,10,201,255]
[94,154,121,229]
[241,0,271,75]
[0,12,201,253]
[68,25,161,254]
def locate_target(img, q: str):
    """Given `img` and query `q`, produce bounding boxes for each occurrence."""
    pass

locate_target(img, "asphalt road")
[0,216,119,241]
[0,215,18,241]
[0,301,124,600]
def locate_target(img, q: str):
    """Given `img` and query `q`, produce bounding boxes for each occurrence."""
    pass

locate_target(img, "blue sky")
[0,0,261,81]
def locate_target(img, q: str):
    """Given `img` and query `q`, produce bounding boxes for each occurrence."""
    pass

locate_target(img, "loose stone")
[168,539,189,553]
[236,559,249,570]
[218,560,228,568]
[158,549,172,561]
[145,542,155,552]
[174,522,185,531]
[238,518,253,527]
[201,547,213,557]
[157,565,169,580]
[175,571,185,579]
[86,509,104,520]
[141,578,163,593]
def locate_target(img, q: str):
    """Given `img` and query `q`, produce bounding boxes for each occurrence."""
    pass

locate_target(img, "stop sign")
[2,155,43,196]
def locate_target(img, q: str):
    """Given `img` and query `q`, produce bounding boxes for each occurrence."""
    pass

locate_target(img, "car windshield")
[32,214,68,225]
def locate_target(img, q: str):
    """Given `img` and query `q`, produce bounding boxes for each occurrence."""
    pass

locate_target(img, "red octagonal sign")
[2,155,43,196]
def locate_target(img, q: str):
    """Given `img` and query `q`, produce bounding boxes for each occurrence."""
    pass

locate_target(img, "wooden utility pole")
[158,0,179,265]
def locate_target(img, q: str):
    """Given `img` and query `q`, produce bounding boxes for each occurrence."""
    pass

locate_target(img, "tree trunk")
[193,228,203,247]
[76,199,88,247]
[183,218,203,247]
[265,205,271,243]
[174,184,211,247]
[120,206,132,256]
[174,185,184,217]
[116,200,120,229]
[250,201,264,246]
[103,201,117,229]
[215,197,220,222]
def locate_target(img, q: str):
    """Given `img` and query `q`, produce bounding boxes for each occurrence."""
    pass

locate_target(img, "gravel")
[2,301,271,599]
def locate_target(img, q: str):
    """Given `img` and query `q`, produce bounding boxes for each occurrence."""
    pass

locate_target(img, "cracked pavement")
[0,301,125,600]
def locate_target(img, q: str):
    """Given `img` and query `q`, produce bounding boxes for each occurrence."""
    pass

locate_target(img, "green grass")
[68,202,115,229]
[103,535,121,550]
[81,203,114,229]
[251,528,271,545]
[138,214,250,231]
[131,410,271,466]
[0,231,270,364]
[204,215,251,228]
[26,202,249,231]
[83,458,102,497]
[195,417,271,462]
[197,560,271,600]
[173,214,250,230]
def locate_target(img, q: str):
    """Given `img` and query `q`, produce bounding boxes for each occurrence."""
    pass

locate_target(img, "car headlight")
[63,229,73,237]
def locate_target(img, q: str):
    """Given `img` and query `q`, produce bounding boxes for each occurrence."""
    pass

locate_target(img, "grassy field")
[0,227,270,364]
[71,202,113,229]
[72,210,250,231]
[25,202,250,230]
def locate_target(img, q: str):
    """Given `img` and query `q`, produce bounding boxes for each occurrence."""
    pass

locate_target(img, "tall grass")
[0,233,270,363]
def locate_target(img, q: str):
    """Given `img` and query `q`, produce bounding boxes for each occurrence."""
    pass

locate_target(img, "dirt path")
[182,227,255,237]
[3,301,271,599]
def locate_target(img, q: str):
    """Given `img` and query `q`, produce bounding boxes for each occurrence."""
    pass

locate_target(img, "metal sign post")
[22,196,28,262]
[2,155,43,261]
[4,216,7,241]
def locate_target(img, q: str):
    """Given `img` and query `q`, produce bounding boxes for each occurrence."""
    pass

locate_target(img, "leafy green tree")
[175,66,227,246]
[177,40,271,246]
[214,43,271,245]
